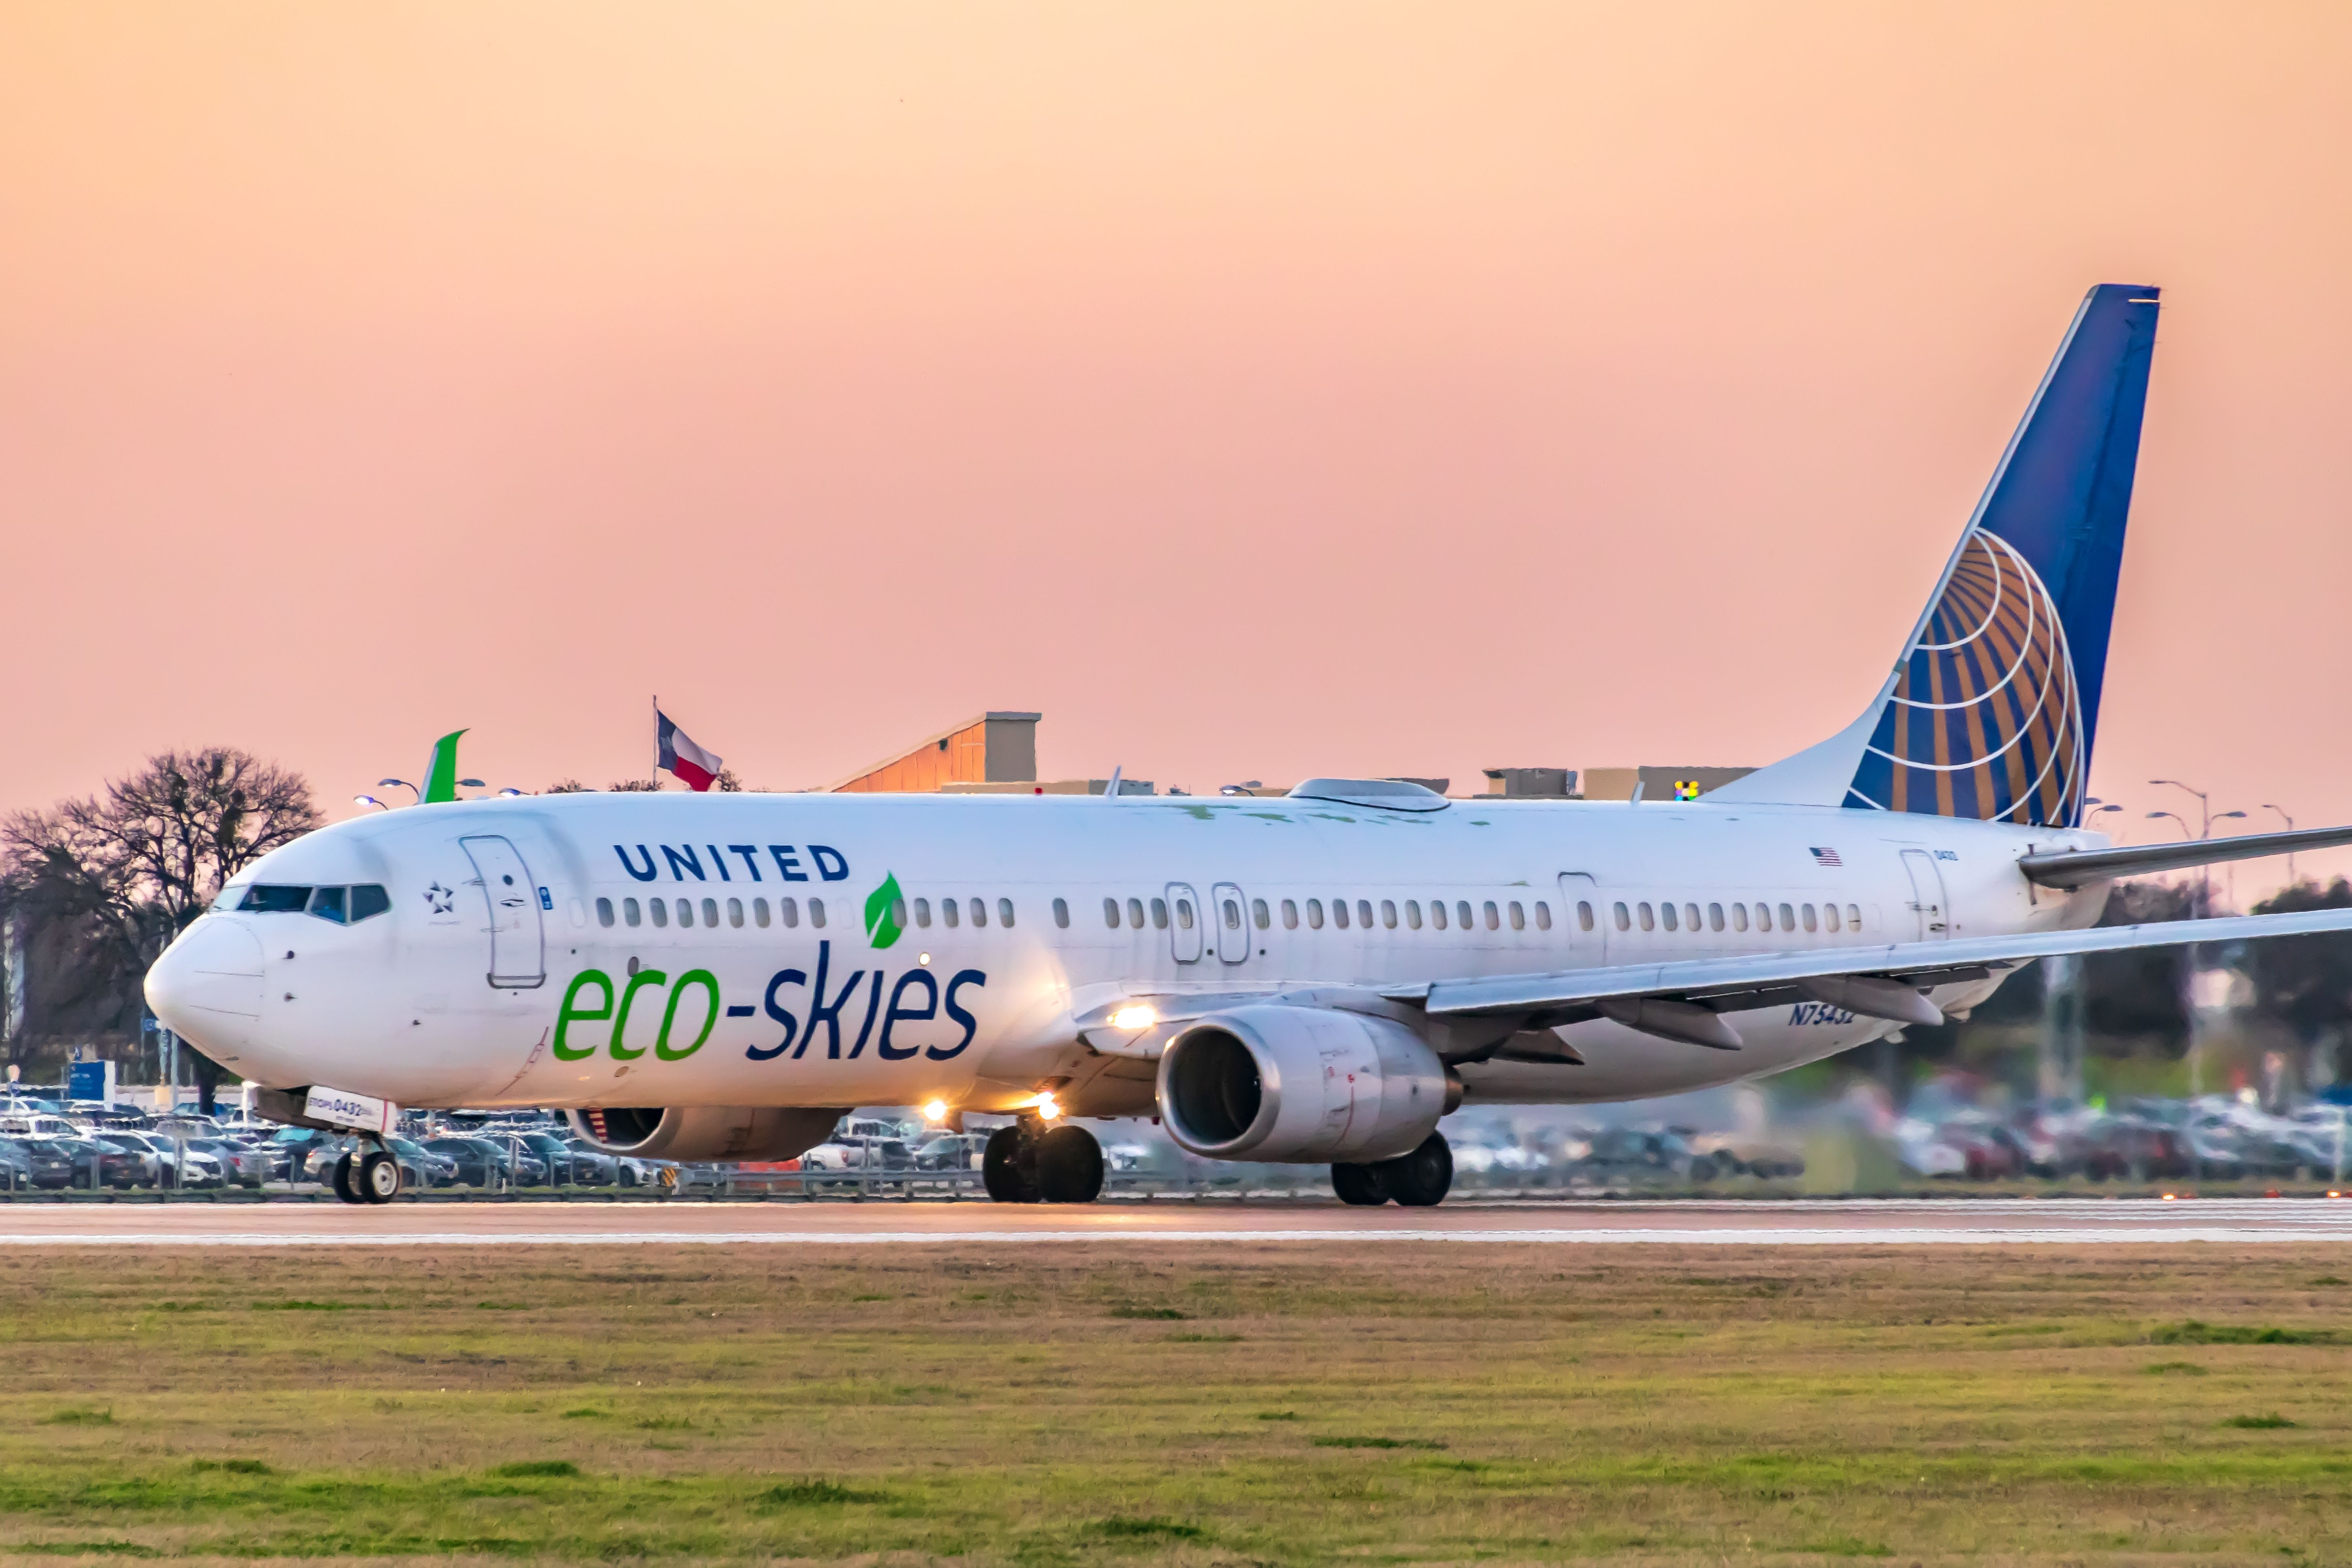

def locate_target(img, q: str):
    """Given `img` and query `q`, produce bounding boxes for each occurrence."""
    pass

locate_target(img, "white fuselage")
[147,792,2109,1117]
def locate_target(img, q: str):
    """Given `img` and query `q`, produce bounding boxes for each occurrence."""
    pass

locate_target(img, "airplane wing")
[2019,823,2352,889]
[1378,906,2352,1052]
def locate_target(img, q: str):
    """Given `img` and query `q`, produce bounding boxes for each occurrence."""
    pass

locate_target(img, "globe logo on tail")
[1846,528,2085,828]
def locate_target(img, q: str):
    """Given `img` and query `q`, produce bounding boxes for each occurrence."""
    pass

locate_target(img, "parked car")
[387,1136,458,1189]
[422,1137,545,1188]
[13,1138,81,1190]
[104,1130,227,1189]
[185,1138,270,1188]
[54,1136,146,1189]
[0,1137,39,1190]
[913,1133,990,1171]
[262,1126,342,1182]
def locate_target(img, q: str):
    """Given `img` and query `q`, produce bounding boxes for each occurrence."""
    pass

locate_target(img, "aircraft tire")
[330,1154,365,1205]
[358,1151,402,1205]
[1034,1126,1104,1204]
[982,1126,1040,1204]
[1376,1133,1453,1207]
[1329,1162,1390,1206]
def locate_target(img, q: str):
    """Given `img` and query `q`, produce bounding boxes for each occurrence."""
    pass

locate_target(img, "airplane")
[146,283,2352,1208]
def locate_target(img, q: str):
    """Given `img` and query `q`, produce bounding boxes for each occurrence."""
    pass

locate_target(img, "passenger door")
[1899,849,1950,940]
[460,835,547,987]
[1165,883,1205,964]
[1211,882,1249,964]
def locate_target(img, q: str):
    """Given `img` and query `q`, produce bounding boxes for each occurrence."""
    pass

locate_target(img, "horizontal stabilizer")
[2019,823,2352,889]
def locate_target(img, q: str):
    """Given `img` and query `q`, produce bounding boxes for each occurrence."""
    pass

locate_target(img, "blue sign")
[66,1061,112,1104]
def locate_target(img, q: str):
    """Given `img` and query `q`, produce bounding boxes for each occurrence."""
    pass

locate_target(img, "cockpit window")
[239,883,390,922]
[210,883,250,911]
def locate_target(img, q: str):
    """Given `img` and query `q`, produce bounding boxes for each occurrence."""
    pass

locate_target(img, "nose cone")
[145,918,265,1056]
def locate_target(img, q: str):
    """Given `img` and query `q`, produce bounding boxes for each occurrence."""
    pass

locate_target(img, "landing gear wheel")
[1330,1162,1390,1206]
[982,1125,1040,1203]
[330,1153,364,1205]
[1034,1126,1104,1204]
[358,1150,402,1205]
[1375,1133,1453,1207]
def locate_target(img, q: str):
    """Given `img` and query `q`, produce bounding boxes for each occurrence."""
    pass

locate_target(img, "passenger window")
[702,897,719,927]
[1848,903,1862,929]
[1685,902,1701,931]
[1128,897,1146,929]
[1613,901,1630,931]
[1357,899,1374,928]
[1175,898,1193,930]
[1457,900,1474,930]
[1252,898,1270,930]
[1333,900,1350,930]
[1483,900,1500,931]
[350,885,390,921]
[651,899,669,928]
[780,896,799,928]
[307,886,347,924]
[1431,900,1448,930]
[999,897,1015,928]
[754,898,771,928]
[1637,902,1654,932]
[624,898,642,927]
[970,898,988,928]
[1708,902,1724,932]
[676,899,695,927]
[1509,901,1526,930]
[1660,902,1678,932]
[1281,898,1298,929]
[1578,901,1595,932]
[890,898,907,930]
[1534,901,1551,931]
[1223,898,1242,930]
[1052,897,1069,929]
[913,898,930,928]
[1306,898,1324,929]
[596,897,616,928]
[810,898,827,928]
[1754,903,1771,932]
[1802,903,1817,932]
[1151,898,1168,929]
[1824,903,1841,932]
[1104,897,1120,929]
[942,898,959,928]
[1380,899,1397,929]
[728,897,745,929]
[1731,902,1746,932]
[1779,902,1795,931]
[1405,900,1423,930]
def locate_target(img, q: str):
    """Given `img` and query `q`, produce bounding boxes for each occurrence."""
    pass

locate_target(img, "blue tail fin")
[1716,285,2159,828]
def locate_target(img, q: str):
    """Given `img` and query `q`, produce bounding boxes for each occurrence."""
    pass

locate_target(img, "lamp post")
[2263,804,2297,887]
[352,795,391,812]
[378,778,420,803]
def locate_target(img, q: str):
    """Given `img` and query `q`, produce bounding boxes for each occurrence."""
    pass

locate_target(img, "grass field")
[0,1243,2347,1564]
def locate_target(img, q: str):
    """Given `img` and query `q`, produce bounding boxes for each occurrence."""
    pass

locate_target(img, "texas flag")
[655,708,724,792]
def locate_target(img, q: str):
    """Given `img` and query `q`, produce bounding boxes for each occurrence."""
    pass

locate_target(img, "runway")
[2,1196,2350,1246]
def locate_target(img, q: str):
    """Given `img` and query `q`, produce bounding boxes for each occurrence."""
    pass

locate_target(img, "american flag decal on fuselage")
[1809,847,1842,867]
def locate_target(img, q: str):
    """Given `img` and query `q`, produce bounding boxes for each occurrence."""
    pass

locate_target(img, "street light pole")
[2263,804,2297,887]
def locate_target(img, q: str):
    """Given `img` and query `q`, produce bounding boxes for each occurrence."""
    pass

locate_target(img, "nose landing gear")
[982,1118,1105,1204]
[1331,1132,1452,1207]
[332,1141,406,1205]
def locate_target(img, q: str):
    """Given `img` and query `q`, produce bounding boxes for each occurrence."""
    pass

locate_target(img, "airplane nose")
[145,917,265,1056]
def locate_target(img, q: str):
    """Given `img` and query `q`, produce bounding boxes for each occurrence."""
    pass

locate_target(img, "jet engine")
[1155,1005,1458,1164]
[564,1106,847,1163]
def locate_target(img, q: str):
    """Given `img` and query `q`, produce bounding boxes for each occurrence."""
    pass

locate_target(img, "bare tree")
[2,749,317,1104]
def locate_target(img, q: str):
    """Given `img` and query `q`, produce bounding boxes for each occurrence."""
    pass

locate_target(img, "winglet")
[1103,765,1124,802]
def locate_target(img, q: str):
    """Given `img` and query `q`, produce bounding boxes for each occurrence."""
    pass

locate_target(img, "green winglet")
[422,729,469,804]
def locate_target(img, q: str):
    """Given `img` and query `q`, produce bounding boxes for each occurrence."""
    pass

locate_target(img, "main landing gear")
[332,1140,404,1206]
[983,1118,1105,1204]
[1331,1132,1453,1208]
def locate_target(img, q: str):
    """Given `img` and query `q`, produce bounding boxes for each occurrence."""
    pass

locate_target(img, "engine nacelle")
[1155,1005,1458,1164]
[565,1106,847,1163]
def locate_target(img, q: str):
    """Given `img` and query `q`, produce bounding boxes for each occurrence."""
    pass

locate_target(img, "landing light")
[1110,1004,1157,1031]
[1034,1092,1062,1122]
[922,1099,949,1123]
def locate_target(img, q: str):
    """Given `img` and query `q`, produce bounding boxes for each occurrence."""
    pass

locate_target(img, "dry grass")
[0,1243,2345,1564]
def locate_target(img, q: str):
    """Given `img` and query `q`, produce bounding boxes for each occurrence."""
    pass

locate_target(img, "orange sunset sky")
[4,4,2349,898]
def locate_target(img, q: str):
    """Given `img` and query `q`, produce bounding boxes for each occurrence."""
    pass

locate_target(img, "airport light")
[921,1099,949,1123]
[2145,810,2192,839]
[353,795,389,811]
[378,778,419,803]
[1110,1004,1157,1031]
[2263,803,2298,884]
[496,788,526,798]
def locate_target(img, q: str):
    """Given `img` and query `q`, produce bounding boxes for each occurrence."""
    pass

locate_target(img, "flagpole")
[651,694,659,789]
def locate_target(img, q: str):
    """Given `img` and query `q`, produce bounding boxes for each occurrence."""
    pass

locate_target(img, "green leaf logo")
[864,873,905,950]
